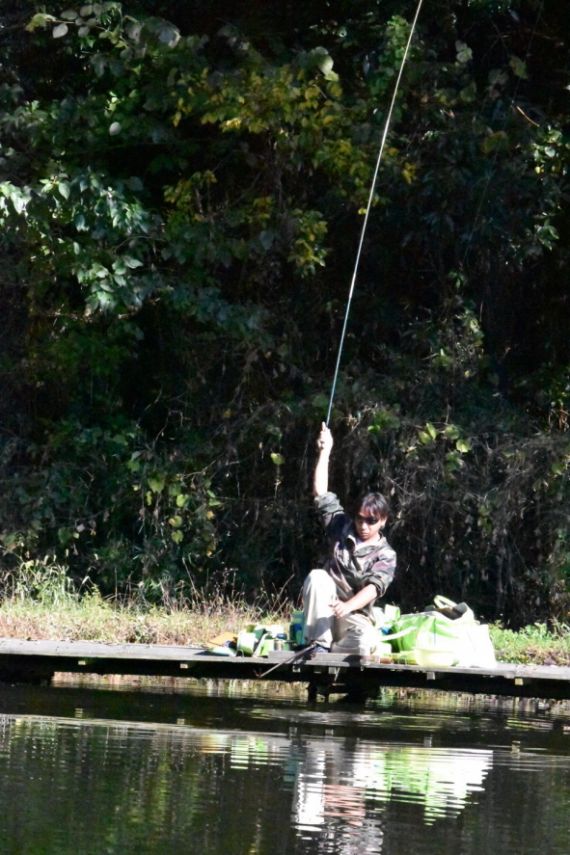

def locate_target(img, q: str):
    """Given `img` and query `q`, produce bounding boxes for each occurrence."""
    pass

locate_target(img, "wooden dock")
[1,637,569,701]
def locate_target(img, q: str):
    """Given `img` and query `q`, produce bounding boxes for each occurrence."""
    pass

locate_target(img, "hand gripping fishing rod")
[325,0,425,427]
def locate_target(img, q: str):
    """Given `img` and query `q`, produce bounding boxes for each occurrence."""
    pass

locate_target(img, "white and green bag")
[383,596,496,668]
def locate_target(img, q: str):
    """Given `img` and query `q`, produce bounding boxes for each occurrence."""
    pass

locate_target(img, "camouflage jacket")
[314,491,397,618]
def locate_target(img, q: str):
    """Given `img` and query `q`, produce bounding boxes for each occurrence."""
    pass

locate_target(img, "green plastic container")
[289,610,305,646]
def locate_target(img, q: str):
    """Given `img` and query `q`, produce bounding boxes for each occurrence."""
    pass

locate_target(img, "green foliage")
[4,554,78,606]
[0,418,223,599]
[362,402,570,623]
[0,1,568,624]
[490,620,570,666]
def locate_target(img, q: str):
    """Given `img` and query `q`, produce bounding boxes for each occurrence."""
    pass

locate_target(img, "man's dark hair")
[357,492,390,523]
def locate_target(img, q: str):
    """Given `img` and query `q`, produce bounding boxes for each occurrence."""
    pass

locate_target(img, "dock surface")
[1,637,569,700]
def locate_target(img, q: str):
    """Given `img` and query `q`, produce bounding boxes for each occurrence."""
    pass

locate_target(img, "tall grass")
[1,556,568,664]
[0,555,287,646]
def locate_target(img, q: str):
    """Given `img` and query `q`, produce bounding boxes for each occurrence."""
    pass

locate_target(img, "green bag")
[384,612,458,655]
[382,596,496,668]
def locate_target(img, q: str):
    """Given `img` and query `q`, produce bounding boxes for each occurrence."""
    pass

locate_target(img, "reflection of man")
[292,738,385,853]
[291,735,494,846]
[294,740,327,832]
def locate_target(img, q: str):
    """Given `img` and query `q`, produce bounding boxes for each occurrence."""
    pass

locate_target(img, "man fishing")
[303,422,397,655]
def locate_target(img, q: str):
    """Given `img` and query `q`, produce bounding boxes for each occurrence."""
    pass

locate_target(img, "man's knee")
[305,568,329,583]
[303,569,334,598]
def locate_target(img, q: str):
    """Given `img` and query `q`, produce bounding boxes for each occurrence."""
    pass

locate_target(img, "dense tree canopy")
[0,1,568,624]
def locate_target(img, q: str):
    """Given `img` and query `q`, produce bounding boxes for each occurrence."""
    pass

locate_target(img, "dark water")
[0,680,568,855]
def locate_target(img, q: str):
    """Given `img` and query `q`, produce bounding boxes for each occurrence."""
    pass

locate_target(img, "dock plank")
[0,638,568,700]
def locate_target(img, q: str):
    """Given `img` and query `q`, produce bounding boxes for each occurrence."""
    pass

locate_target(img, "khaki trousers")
[302,569,379,655]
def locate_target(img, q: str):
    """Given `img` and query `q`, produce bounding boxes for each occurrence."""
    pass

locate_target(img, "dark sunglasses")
[356,513,380,526]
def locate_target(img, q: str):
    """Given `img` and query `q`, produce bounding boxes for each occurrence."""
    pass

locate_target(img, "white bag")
[429,596,496,668]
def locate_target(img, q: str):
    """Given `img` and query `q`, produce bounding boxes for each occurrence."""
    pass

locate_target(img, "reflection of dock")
[1,638,569,700]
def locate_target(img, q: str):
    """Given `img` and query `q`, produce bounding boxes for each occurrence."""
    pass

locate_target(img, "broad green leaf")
[443,425,460,440]
[53,23,69,38]
[123,256,143,268]
[318,54,339,82]
[125,22,143,42]
[425,422,438,440]
[270,452,285,466]
[148,476,165,493]
[509,55,528,79]
[158,22,181,48]
[455,41,473,64]
[9,188,29,215]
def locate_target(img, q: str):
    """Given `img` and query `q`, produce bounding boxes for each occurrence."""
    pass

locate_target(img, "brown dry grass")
[1,577,568,666]
[0,592,282,647]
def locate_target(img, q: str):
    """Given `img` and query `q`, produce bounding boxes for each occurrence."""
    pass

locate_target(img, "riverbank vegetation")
[0,561,568,665]
[0,2,568,628]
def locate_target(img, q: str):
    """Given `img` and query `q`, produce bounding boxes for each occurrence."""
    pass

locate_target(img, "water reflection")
[293,740,492,836]
[0,688,568,855]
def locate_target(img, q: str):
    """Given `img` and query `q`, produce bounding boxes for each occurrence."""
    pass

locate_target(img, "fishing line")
[325,0,426,426]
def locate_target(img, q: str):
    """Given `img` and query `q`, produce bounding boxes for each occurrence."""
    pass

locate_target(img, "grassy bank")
[0,586,568,665]
[489,622,570,667]
[0,588,271,648]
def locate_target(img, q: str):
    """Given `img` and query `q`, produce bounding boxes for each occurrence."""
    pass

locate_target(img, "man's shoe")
[303,642,330,659]
[312,643,330,654]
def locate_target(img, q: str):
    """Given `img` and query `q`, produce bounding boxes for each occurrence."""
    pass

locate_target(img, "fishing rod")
[325,0,426,427]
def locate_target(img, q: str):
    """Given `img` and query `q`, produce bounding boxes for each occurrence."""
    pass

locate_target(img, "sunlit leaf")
[425,422,438,440]
[455,41,473,64]
[509,54,528,79]
[123,256,143,268]
[148,476,165,493]
[26,13,56,32]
